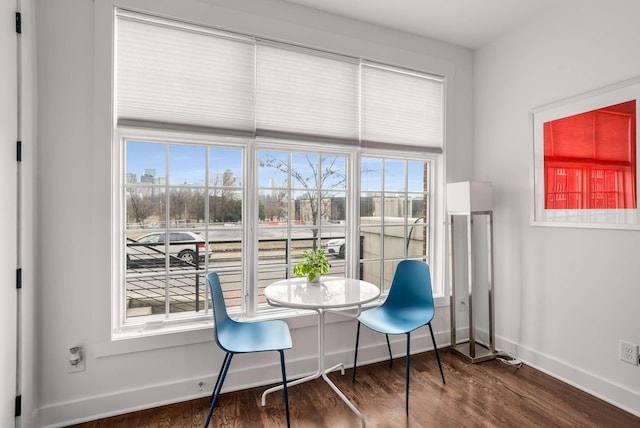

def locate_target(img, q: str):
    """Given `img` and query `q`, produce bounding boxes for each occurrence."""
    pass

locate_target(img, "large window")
[113,9,445,334]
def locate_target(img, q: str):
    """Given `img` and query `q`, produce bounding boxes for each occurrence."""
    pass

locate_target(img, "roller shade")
[361,63,444,149]
[115,10,445,149]
[256,43,359,143]
[116,12,255,134]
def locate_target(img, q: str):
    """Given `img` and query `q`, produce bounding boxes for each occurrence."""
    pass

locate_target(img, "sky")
[126,140,428,192]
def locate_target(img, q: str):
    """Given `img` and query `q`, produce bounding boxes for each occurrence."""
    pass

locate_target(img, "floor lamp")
[447,181,496,363]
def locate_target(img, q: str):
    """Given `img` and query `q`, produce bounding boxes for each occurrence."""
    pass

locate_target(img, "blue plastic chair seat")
[217,319,292,354]
[358,304,435,335]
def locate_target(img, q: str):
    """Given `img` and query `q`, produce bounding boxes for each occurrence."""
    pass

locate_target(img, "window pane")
[407,161,427,192]
[384,159,405,192]
[360,226,381,261]
[126,275,167,317]
[126,186,163,229]
[168,273,206,314]
[327,262,346,277]
[126,230,168,270]
[321,155,347,190]
[257,268,288,302]
[258,231,288,265]
[293,190,318,226]
[210,189,242,224]
[361,157,382,192]
[169,144,205,185]
[290,231,317,263]
[126,140,167,180]
[169,188,205,227]
[383,193,406,219]
[259,151,288,188]
[291,152,319,189]
[360,260,381,288]
[383,260,402,293]
[408,194,427,220]
[210,147,243,187]
[360,193,379,218]
[214,270,244,308]
[407,225,427,258]
[383,225,405,258]
[259,189,289,223]
[321,191,346,223]
[210,226,242,269]
[321,228,346,259]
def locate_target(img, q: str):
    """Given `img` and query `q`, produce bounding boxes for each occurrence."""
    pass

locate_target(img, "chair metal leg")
[385,334,393,367]
[278,350,291,428]
[204,352,234,427]
[352,321,361,383]
[428,323,445,384]
[210,352,232,401]
[405,332,410,414]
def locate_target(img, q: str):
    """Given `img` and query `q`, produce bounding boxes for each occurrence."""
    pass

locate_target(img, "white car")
[325,238,345,258]
[127,231,208,268]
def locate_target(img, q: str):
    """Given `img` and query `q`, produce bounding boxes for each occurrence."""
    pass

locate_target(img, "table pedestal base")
[261,309,365,427]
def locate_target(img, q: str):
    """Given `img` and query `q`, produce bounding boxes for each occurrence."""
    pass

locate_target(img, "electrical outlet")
[67,346,86,373]
[619,340,639,366]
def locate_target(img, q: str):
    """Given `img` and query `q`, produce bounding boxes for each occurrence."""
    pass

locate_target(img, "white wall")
[34,0,474,426]
[475,0,640,416]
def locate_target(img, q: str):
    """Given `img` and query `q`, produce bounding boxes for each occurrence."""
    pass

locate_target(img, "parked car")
[325,238,345,258]
[127,231,208,268]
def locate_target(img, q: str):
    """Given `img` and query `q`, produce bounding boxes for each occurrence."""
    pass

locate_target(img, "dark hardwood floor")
[71,348,640,427]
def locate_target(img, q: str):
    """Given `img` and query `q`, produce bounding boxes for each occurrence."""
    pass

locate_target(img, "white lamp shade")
[447,181,493,213]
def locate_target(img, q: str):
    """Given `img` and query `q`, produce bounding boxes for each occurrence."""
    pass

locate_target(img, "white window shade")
[256,44,359,142]
[361,64,444,149]
[116,14,255,134]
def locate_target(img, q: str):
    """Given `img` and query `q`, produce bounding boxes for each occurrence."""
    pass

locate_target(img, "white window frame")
[113,133,445,337]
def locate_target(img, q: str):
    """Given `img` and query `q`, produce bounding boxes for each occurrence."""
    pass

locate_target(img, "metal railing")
[125,237,347,317]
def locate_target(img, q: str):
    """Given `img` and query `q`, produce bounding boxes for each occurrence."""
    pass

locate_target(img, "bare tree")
[209,174,242,223]
[169,189,190,225]
[259,153,346,246]
[260,191,287,221]
[126,189,156,226]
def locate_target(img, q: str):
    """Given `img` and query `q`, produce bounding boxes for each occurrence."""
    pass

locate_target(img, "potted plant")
[294,248,330,283]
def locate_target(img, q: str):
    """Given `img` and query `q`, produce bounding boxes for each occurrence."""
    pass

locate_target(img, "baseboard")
[495,337,640,418]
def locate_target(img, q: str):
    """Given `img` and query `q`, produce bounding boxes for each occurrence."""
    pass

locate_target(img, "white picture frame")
[531,77,640,229]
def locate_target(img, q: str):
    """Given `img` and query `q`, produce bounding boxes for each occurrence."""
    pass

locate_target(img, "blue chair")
[352,260,445,413]
[204,272,292,427]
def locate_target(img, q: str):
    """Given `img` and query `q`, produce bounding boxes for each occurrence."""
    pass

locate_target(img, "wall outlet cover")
[619,340,639,366]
